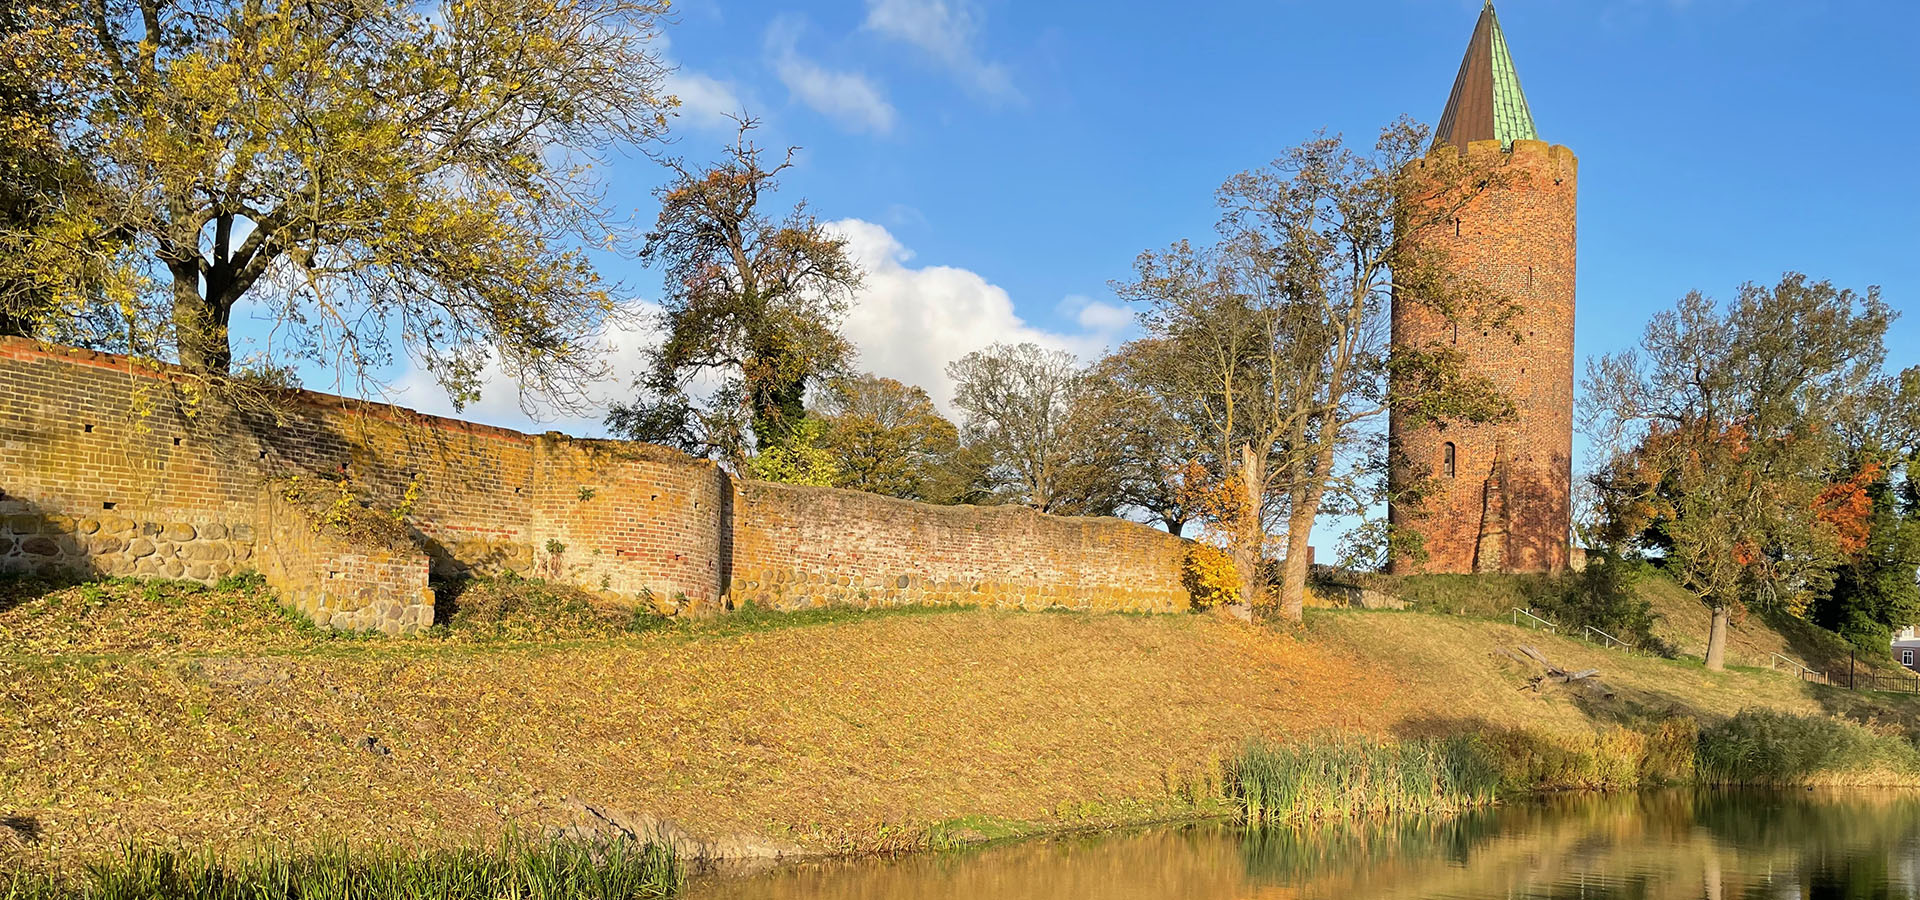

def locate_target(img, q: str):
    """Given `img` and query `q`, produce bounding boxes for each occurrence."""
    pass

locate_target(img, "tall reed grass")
[1475,718,1697,791]
[1,835,679,900]
[1224,734,1499,824]
[1695,708,1920,786]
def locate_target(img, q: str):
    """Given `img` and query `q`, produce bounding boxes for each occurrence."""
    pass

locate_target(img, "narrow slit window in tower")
[1443,443,1457,478]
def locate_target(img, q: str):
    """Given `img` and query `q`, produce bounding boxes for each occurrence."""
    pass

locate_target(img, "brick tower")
[1388,1,1577,574]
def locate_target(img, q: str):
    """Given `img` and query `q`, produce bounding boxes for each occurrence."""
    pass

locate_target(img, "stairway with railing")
[1507,605,1920,695]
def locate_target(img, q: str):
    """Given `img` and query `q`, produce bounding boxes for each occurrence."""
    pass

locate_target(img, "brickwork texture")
[1389,139,1577,575]
[0,337,1193,630]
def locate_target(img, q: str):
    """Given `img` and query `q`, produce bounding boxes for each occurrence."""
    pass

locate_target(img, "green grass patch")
[1,835,679,900]
[924,815,1037,850]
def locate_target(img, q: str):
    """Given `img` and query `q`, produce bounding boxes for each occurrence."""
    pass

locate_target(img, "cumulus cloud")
[829,219,1133,414]
[381,219,1131,434]
[655,33,749,133]
[388,305,663,437]
[765,17,897,135]
[862,0,1016,101]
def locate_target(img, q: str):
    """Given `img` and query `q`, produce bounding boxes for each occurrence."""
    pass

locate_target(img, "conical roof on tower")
[1434,1,1538,151]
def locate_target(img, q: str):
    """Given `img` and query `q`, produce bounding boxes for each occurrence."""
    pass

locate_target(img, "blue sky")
[239,0,1920,544]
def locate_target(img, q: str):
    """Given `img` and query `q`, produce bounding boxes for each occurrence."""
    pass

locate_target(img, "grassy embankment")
[5,568,1920,891]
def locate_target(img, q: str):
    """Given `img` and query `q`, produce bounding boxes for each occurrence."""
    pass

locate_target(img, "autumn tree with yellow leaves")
[3,0,673,407]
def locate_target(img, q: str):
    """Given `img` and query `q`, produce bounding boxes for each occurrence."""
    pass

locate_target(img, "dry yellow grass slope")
[4,575,1918,868]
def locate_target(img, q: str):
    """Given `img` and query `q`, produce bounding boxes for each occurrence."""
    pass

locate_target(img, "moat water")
[684,790,1920,899]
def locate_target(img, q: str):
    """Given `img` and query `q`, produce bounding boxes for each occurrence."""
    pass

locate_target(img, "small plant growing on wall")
[544,538,567,580]
[273,474,410,548]
[577,486,596,502]
[391,474,424,523]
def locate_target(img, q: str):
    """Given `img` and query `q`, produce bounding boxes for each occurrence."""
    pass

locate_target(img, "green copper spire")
[1435,2,1539,151]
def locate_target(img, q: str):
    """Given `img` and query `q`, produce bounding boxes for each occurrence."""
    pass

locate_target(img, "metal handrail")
[1584,624,1632,652]
[1770,652,1819,679]
[1511,607,1559,634]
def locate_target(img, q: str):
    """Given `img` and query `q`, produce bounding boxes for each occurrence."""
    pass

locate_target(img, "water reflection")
[683,791,1920,899]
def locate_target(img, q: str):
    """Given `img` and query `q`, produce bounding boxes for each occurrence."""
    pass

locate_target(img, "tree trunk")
[1704,604,1730,671]
[1278,439,1339,621]
[1232,443,1267,608]
[171,269,232,373]
[1278,502,1316,622]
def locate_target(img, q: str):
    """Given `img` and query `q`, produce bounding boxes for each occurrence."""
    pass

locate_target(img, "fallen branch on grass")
[1499,645,1615,698]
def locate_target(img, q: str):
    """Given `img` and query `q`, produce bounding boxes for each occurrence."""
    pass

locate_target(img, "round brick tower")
[1388,2,1576,575]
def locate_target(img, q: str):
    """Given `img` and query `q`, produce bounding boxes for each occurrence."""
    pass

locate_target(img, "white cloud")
[388,305,663,437]
[655,32,749,133]
[765,18,897,135]
[1058,293,1134,336]
[381,220,1130,434]
[862,0,1017,101]
[666,70,747,132]
[829,218,1131,414]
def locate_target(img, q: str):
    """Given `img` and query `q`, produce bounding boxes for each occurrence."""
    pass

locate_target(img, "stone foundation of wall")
[0,508,257,581]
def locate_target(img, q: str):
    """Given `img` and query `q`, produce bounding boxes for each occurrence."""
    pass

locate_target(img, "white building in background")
[1895,626,1920,673]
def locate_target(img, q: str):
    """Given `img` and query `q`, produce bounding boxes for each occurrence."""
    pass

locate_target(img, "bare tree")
[947,342,1103,513]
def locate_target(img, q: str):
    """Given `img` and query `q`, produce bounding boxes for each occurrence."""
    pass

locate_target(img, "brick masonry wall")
[1389,139,1577,575]
[1,337,1193,627]
[525,436,729,604]
[0,338,726,629]
[730,482,1191,613]
[253,486,434,633]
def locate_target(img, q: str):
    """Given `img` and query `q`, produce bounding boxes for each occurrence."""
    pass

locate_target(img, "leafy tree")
[1814,468,1920,652]
[7,0,673,406]
[947,342,1115,514]
[609,121,861,463]
[1584,276,1894,670]
[1116,119,1513,618]
[0,3,140,345]
[1079,341,1210,535]
[743,418,839,487]
[1811,370,1920,651]
[811,373,967,502]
